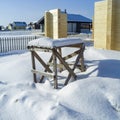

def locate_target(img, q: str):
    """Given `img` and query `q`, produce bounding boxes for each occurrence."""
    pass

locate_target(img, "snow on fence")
[68,33,92,40]
[0,30,44,36]
[0,35,41,53]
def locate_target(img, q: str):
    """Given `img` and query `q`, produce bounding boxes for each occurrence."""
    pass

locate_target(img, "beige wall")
[94,1,108,49]
[94,0,120,51]
[112,0,120,50]
[45,9,67,39]
[45,11,53,38]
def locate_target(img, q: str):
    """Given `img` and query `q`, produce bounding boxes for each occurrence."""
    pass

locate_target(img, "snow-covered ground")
[0,39,120,120]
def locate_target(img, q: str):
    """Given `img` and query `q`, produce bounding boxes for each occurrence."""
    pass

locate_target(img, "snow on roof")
[28,37,84,48]
[37,13,92,24]
[13,22,27,27]
[67,14,92,22]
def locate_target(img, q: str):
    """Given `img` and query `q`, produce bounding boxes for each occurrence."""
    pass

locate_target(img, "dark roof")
[13,22,27,27]
[67,14,92,22]
[37,13,92,24]
[37,17,44,24]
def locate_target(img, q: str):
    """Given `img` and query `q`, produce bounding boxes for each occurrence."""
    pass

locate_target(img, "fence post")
[0,37,2,53]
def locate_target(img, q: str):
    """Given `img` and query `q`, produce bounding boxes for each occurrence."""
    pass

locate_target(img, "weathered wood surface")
[40,55,53,83]
[32,51,52,73]
[64,44,85,85]
[52,49,58,89]
[53,48,76,79]
[31,51,37,83]
[31,69,54,78]
[28,42,85,89]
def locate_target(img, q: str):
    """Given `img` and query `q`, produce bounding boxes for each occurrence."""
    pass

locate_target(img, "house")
[10,22,27,30]
[67,14,92,33]
[35,12,92,33]
[34,17,44,30]
[27,22,35,30]
[0,26,5,31]
[7,24,13,30]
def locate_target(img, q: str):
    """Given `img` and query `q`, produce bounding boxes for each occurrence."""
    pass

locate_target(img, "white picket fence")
[0,35,41,53]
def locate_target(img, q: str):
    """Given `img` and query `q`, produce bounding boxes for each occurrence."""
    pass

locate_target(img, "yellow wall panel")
[94,0,120,51]
[45,9,67,39]
[94,0,107,49]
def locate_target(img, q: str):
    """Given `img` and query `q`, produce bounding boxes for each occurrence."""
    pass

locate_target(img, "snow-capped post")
[45,9,67,39]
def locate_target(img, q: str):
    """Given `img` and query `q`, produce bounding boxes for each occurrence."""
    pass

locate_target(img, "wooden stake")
[52,49,58,89]
[31,51,37,83]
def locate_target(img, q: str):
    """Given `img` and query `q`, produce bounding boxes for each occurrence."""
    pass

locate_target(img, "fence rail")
[0,35,41,53]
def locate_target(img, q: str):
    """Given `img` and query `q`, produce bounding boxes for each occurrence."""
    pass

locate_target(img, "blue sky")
[0,0,100,26]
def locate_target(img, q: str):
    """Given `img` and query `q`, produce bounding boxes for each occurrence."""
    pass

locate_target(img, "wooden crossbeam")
[64,46,84,85]
[53,48,76,79]
[32,51,52,73]
[47,62,64,69]
[63,49,80,60]
[31,69,54,78]
[40,55,53,83]
[28,46,52,52]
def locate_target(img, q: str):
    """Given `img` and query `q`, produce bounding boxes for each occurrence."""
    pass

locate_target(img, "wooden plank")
[31,69,54,78]
[78,43,85,72]
[52,49,58,89]
[47,62,85,71]
[53,48,76,79]
[63,49,80,60]
[47,62,64,69]
[27,46,52,52]
[40,55,53,83]
[31,51,37,83]
[58,48,63,72]
[64,44,85,85]
[79,54,85,72]
[50,43,83,48]
[33,51,52,73]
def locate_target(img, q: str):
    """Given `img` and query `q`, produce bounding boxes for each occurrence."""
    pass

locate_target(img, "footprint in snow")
[0,93,8,106]
[0,81,7,85]
[106,93,120,112]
